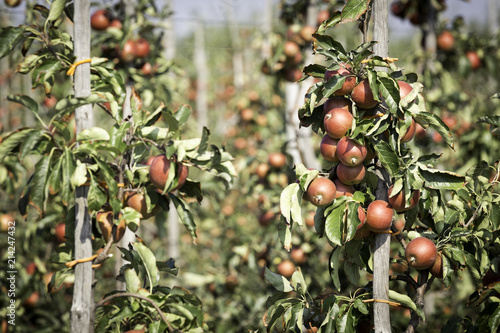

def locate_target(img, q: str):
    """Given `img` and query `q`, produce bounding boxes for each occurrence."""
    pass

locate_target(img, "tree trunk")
[71,1,95,332]
[194,20,208,132]
[372,0,391,332]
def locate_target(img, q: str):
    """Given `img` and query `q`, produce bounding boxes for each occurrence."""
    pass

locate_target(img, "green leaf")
[19,130,44,160]
[278,220,293,251]
[61,148,75,205]
[53,94,106,118]
[341,0,371,22]
[71,160,88,187]
[109,122,130,155]
[0,128,37,161]
[389,290,425,321]
[134,242,160,292]
[169,193,197,240]
[478,115,500,127]
[30,154,52,213]
[415,112,454,149]
[76,127,110,141]
[372,140,399,177]
[324,75,348,99]
[330,247,343,291]
[16,54,40,74]
[140,126,169,141]
[349,42,377,66]
[264,267,293,292]
[0,27,25,59]
[280,183,302,225]
[489,306,500,333]
[325,202,346,246]
[377,74,399,114]
[303,64,327,78]
[418,167,465,190]
[291,269,308,294]
[7,94,39,114]
[354,298,369,315]
[345,201,362,242]
[124,267,141,294]
[47,267,73,293]
[198,127,209,154]
[313,34,346,55]
[47,0,67,22]
[174,104,192,126]
[87,175,107,212]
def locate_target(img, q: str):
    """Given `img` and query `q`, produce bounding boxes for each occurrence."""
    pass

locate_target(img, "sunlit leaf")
[264,267,293,292]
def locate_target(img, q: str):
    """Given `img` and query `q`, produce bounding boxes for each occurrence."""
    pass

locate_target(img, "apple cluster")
[303,63,424,241]
[91,9,152,71]
[261,25,316,82]
[94,154,189,244]
[390,0,447,25]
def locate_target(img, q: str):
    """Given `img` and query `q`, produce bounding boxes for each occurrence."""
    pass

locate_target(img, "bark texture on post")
[71,0,95,332]
[372,0,391,332]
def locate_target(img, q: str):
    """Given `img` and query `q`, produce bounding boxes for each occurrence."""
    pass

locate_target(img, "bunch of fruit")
[390,0,447,25]
[301,61,428,241]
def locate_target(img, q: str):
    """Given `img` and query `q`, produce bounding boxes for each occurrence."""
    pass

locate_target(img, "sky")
[168,0,493,38]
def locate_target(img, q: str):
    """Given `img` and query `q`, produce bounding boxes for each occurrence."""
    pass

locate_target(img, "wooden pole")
[194,19,208,132]
[372,0,391,332]
[261,0,273,60]
[296,0,321,170]
[71,0,95,332]
[488,0,499,35]
[162,0,180,264]
[164,0,176,62]
[227,4,245,90]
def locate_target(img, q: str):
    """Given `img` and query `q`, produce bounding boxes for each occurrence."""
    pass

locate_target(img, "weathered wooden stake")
[71,0,95,332]
[372,0,391,332]
[194,19,208,132]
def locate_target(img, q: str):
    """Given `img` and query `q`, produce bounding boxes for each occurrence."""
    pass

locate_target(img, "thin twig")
[95,292,175,332]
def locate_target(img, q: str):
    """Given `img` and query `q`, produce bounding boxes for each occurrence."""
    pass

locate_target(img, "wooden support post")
[372,0,391,332]
[194,20,208,132]
[71,0,95,332]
